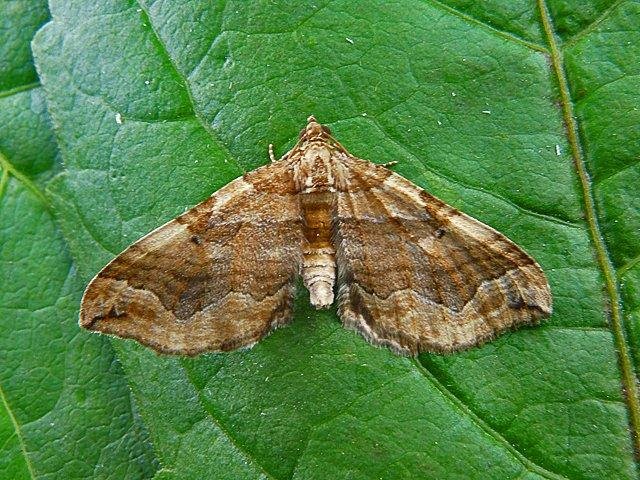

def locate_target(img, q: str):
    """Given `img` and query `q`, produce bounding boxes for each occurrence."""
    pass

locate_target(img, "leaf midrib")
[536,0,640,458]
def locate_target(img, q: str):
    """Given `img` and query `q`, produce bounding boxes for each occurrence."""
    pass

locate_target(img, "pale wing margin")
[80,162,304,355]
[334,160,552,356]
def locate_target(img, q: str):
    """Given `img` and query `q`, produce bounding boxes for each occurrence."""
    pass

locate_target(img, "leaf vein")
[619,253,640,278]
[412,359,570,480]
[134,1,242,173]
[0,150,51,209]
[0,81,41,100]
[181,362,278,480]
[0,383,37,479]
[423,0,548,53]
[563,0,627,48]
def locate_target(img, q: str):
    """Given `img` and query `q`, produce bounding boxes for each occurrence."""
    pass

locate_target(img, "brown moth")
[80,116,552,356]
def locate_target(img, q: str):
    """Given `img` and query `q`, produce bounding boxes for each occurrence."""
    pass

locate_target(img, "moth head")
[300,115,332,141]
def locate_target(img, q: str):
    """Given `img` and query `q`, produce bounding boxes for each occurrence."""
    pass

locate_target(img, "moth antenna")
[325,133,348,152]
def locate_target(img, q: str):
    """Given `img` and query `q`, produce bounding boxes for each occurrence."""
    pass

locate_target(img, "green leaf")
[0,0,49,94]
[30,0,639,478]
[0,2,158,478]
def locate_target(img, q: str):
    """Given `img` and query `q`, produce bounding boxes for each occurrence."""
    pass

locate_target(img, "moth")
[80,116,552,356]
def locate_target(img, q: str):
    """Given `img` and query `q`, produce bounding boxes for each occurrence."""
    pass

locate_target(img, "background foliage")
[1,0,639,479]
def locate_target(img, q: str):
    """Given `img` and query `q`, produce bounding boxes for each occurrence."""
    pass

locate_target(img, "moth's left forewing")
[334,156,552,356]
[80,160,305,355]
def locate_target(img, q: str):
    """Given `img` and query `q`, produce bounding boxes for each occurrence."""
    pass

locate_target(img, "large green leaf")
[0,1,158,478]
[29,0,639,478]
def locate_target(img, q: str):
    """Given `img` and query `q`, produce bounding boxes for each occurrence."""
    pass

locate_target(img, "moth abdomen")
[300,191,337,309]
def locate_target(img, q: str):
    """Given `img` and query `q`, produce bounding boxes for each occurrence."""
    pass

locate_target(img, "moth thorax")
[295,144,336,193]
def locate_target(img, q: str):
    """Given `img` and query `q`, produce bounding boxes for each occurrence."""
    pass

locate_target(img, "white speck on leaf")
[555,144,562,156]
[451,92,456,97]
[115,112,123,124]
[481,110,491,114]
[346,37,354,44]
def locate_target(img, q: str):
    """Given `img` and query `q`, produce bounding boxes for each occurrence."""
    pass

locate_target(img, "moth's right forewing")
[334,158,552,355]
